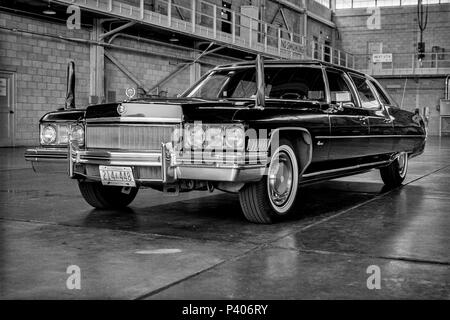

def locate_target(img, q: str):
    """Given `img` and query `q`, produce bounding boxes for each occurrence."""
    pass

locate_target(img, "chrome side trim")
[302,160,391,178]
[315,135,426,139]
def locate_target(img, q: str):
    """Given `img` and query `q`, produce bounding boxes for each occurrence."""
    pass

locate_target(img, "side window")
[369,80,390,106]
[350,75,381,110]
[265,67,325,101]
[326,69,357,106]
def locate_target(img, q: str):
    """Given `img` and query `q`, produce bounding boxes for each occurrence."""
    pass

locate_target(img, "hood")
[84,98,252,123]
[84,98,323,123]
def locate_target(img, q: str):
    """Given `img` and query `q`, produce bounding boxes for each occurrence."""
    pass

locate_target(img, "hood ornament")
[125,87,136,99]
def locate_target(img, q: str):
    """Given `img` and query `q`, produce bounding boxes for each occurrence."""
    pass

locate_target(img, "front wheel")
[239,140,300,224]
[380,152,408,188]
[78,180,139,209]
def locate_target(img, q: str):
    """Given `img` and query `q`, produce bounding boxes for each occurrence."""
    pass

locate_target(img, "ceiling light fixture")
[169,34,179,42]
[43,1,56,15]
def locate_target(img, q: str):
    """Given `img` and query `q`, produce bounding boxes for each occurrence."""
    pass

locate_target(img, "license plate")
[99,166,136,187]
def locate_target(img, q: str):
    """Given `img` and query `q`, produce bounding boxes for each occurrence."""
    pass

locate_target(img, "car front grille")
[86,124,175,151]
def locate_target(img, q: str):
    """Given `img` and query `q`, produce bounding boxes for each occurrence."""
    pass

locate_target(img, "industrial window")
[221,1,232,34]
[314,0,331,7]
[336,0,447,8]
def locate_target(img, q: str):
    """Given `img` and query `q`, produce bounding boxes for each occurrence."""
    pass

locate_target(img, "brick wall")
[0,12,91,146]
[334,4,450,55]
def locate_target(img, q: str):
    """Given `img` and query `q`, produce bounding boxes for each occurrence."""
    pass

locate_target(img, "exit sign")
[372,53,392,63]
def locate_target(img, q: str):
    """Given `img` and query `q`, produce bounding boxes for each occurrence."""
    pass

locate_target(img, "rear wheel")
[78,180,139,209]
[380,152,408,188]
[239,140,299,224]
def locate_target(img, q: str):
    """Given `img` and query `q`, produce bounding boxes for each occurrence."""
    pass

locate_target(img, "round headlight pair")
[40,123,84,146]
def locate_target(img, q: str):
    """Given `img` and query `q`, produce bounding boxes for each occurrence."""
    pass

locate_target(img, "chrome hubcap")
[398,152,408,178]
[268,151,294,207]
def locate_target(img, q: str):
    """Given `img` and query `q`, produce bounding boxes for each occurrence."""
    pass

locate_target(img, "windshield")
[184,66,326,101]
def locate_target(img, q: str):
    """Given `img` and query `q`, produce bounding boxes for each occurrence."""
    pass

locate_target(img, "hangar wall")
[334,4,450,136]
[0,12,231,146]
[334,4,450,55]
[377,77,445,136]
[0,12,91,146]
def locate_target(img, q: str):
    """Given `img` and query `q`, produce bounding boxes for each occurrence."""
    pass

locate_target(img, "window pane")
[336,0,353,8]
[314,0,330,7]
[350,75,380,109]
[352,0,376,8]
[401,0,418,5]
[376,0,400,6]
[369,80,390,105]
[265,67,325,101]
[326,70,357,104]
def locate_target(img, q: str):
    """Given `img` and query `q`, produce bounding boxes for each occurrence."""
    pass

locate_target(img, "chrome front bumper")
[24,145,266,183]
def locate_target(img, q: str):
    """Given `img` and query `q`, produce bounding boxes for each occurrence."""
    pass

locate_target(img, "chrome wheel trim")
[267,145,299,214]
[398,152,408,178]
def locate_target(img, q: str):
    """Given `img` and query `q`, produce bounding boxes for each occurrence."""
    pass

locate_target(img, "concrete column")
[90,19,105,104]
[330,0,336,11]
[189,51,201,86]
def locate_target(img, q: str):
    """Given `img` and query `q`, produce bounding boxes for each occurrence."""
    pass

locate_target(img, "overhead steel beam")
[148,64,190,94]
[104,50,148,91]
[99,21,136,40]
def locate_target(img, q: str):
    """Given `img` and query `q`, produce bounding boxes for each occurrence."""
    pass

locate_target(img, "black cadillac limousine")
[25,59,426,224]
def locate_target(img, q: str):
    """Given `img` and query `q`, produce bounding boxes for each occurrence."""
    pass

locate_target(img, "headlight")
[225,125,245,150]
[204,126,224,150]
[184,124,205,150]
[40,123,84,146]
[70,124,85,146]
[40,124,57,145]
[172,127,182,145]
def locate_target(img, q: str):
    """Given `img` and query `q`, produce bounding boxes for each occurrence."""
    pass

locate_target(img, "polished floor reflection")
[0,138,449,299]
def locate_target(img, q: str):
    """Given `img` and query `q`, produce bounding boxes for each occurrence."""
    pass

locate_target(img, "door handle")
[358,116,369,122]
[9,110,14,114]
[383,118,393,123]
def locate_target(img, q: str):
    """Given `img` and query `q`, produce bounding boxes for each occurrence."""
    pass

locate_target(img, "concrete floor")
[0,138,449,299]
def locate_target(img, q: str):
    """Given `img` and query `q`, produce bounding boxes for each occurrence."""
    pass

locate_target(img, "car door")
[349,74,395,156]
[324,68,370,165]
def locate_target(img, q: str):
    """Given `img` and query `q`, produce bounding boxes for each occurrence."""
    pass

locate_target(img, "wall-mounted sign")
[0,78,6,96]
[372,53,392,63]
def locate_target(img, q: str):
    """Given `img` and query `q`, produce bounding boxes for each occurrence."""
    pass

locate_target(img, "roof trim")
[215,59,365,76]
